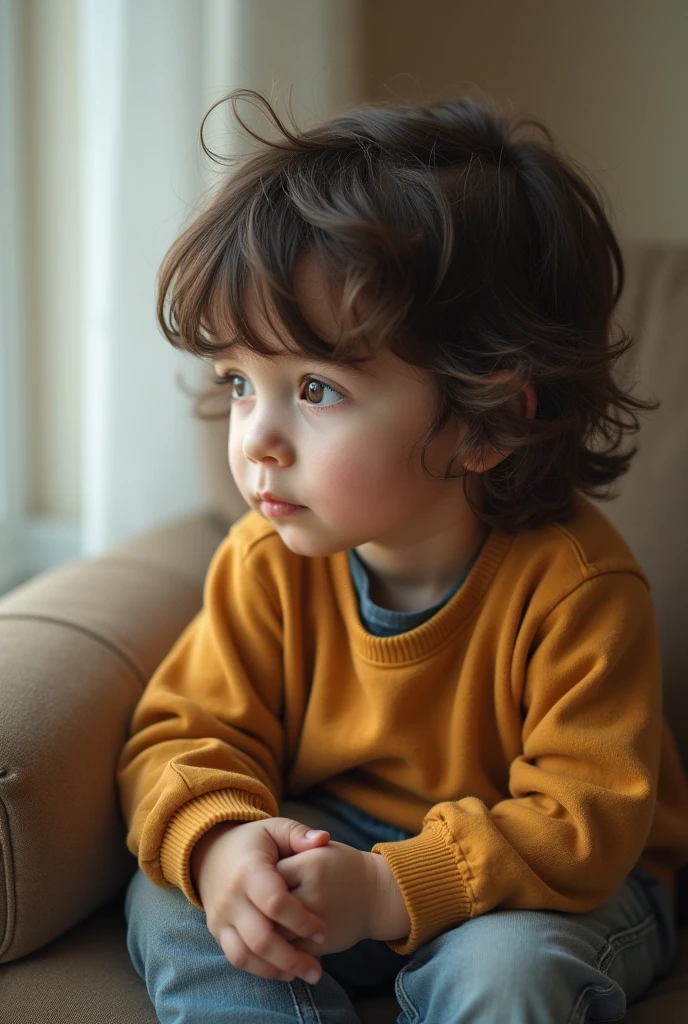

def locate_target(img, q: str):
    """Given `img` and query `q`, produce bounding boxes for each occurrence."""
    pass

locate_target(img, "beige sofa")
[1,243,687,1023]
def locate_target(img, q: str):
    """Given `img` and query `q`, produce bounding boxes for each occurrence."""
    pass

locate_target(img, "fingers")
[275,922,300,942]
[249,867,326,945]
[218,921,298,983]
[219,908,322,986]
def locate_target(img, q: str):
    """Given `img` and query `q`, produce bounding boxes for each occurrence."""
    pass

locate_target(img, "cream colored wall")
[21,0,81,519]
[363,0,688,244]
[20,0,686,520]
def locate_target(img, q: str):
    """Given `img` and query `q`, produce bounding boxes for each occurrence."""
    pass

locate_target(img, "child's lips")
[259,499,306,518]
[257,493,306,517]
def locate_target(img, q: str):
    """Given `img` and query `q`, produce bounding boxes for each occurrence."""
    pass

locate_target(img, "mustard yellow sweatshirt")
[117,493,688,955]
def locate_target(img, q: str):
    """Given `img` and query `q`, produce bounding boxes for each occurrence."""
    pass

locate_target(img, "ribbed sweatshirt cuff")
[371,825,472,954]
[159,790,273,907]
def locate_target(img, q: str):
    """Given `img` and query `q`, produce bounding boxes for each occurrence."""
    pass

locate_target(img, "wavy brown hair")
[158,88,657,532]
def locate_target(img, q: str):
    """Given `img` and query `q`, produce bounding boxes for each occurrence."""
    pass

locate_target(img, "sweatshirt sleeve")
[117,525,285,907]
[371,571,663,955]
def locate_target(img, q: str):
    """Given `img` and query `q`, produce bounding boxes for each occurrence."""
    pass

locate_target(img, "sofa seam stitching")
[0,613,147,687]
[0,796,16,960]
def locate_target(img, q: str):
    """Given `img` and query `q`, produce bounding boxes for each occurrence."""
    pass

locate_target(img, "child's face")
[213,255,475,561]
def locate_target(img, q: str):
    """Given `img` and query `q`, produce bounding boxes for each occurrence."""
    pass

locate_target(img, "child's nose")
[242,417,295,466]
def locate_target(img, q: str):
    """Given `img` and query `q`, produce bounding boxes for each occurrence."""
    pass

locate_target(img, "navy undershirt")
[346,540,485,637]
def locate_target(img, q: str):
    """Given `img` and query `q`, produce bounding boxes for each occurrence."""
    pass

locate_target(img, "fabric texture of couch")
[1,242,687,1022]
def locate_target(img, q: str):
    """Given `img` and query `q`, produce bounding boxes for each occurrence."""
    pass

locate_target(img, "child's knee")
[396,912,588,1024]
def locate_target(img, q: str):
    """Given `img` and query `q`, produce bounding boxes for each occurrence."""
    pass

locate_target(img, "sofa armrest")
[0,510,228,963]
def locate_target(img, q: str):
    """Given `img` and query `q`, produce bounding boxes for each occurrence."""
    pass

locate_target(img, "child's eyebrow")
[211,336,242,360]
[212,338,378,378]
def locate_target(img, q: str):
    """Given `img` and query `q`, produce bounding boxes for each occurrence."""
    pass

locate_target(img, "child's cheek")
[312,449,394,522]
[228,437,250,500]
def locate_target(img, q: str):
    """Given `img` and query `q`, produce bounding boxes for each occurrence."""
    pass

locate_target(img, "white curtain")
[79,0,207,556]
[78,0,363,557]
[0,0,362,587]
[0,0,27,595]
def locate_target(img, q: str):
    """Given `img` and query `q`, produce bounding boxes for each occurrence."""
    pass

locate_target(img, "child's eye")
[213,373,253,399]
[212,373,343,407]
[301,377,344,407]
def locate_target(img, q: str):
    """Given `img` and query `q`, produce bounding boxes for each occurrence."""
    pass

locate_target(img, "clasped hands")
[190,816,410,986]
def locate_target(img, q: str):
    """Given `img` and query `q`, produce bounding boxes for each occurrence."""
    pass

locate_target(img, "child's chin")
[276,526,347,559]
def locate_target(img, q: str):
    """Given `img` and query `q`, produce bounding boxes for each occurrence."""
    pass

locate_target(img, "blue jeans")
[125,786,677,1022]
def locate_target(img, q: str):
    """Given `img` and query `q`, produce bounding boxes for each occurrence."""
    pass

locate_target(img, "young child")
[118,88,688,1023]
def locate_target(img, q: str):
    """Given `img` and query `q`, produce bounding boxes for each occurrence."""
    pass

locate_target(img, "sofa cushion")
[0,513,226,962]
[0,894,159,1024]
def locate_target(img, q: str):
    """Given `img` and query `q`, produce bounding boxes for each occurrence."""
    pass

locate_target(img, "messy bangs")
[200,226,380,370]
[157,93,420,373]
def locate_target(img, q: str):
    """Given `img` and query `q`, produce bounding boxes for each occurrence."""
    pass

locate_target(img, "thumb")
[289,824,331,855]
[266,817,330,858]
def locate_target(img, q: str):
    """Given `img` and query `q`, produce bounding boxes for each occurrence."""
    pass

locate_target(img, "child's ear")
[461,371,537,474]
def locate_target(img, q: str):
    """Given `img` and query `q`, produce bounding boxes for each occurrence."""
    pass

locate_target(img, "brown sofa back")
[597,245,688,764]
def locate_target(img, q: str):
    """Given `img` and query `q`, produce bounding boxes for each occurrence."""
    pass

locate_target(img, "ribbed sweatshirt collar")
[330,528,515,664]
